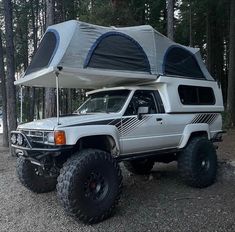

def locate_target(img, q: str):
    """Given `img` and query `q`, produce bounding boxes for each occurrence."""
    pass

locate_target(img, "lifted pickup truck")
[11,75,224,224]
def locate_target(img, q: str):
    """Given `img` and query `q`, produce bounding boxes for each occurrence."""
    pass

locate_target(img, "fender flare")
[63,125,121,154]
[178,123,210,149]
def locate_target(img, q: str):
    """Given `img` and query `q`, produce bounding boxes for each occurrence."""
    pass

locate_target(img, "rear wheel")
[124,159,154,175]
[178,137,217,188]
[16,157,57,193]
[57,149,122,224]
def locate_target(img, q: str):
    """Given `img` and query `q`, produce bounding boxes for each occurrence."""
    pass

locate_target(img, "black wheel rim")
[84,171,108,201]
[198,150,211,174]
[34,167,43,176]
[31,164,44,176]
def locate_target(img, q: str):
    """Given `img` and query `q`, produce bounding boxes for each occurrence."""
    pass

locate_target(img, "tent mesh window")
[26,31,58,75]
[85,33,150,73]
[164,46,205,79]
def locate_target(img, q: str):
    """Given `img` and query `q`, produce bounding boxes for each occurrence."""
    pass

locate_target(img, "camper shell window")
[85,32,151,73]
[25,30,59,75]
[178,85,215,105]
[164,46,205,79]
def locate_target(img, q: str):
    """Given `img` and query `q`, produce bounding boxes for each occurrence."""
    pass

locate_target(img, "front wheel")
[178,137,217,188]
[57,149,123,224]
[16,157,57,193]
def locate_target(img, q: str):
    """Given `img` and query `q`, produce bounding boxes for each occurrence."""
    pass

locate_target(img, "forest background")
[0,0,234,147]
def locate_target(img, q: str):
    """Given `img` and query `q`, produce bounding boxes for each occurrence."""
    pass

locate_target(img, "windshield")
[76,90,130,114]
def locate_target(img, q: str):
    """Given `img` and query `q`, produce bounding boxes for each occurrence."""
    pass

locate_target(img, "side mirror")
[137,106,149,120]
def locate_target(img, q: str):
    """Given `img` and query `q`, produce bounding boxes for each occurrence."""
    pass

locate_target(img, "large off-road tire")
[16,157,57,193]
[124,159,154,175]
[57,149,123,224]
[178,137,217,188]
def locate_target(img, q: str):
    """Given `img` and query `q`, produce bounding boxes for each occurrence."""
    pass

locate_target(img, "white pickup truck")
[10,20,225,224]
[11,75,224,223]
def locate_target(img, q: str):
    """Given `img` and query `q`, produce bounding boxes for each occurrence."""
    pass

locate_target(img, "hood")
[18,113,119,131]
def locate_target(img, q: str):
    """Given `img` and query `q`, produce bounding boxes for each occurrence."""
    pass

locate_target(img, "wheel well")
[76,135,118,155]
[188,131,209,141]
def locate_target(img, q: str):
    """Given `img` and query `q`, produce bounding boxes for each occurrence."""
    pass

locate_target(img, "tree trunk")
[44,0,56,118]
[0,30,9,147]
[167,0,174,40]
[67,89,72,114]
[3,0,17,135]
[28,0,39,121]
[227,0,235,126]
[55,0,65,23]
[206,8,216,76]
[189,0,193,46]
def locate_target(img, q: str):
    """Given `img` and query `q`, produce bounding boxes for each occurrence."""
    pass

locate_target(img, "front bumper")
[11,131,73,157]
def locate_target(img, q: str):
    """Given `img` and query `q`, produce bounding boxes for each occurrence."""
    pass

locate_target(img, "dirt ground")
[0,131,234,232]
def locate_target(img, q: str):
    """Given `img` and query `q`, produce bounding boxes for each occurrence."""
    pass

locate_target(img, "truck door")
[120,90,181,154]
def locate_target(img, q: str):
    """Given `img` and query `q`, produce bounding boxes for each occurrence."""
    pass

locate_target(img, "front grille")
[21,130,51,144]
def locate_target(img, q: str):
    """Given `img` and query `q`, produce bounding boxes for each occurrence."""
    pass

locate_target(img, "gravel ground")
[0,133,235,232]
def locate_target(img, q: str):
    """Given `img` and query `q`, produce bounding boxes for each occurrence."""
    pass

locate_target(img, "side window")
[124,90,157,115]
[178,85,215,105]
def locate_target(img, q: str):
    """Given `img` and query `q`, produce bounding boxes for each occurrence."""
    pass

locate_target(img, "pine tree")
[167,0,174,40]
[44,0,56,118]
[3,0,17,137]
[0,29,8,147]
[227,0,235,125]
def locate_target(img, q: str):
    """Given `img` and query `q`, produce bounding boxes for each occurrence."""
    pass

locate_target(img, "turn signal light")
[54,130,66,145]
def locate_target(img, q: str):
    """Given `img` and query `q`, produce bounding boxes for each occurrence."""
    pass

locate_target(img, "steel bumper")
[11,131,73,157]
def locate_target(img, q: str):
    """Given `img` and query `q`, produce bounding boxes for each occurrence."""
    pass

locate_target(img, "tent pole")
[20,86,23,123]
[55,72,60,125]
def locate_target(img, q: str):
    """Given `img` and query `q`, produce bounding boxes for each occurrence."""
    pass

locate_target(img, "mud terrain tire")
[178,137,217,188]
[57,149,122,224]
[16,157,57,193]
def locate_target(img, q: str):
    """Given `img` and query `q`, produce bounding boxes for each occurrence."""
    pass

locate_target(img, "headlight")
[17,134,24,146]
[46,132,54,143]
[11,134,17,145]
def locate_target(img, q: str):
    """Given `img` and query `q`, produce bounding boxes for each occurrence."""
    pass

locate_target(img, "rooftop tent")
[15,20,214,89]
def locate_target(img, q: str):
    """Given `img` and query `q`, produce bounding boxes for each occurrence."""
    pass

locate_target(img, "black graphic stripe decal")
[65,118,125,128]
[65,119,114,127]
[121,116,151,137]
[64,116,152,137]
[190,113,219,125]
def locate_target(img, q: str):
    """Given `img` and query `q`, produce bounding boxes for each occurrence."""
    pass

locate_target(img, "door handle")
[156,118,163,122]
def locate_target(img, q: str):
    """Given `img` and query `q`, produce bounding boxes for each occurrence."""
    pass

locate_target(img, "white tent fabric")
[15,20,214,88]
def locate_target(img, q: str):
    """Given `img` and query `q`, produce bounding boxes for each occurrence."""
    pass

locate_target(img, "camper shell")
[11,20,224,224]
